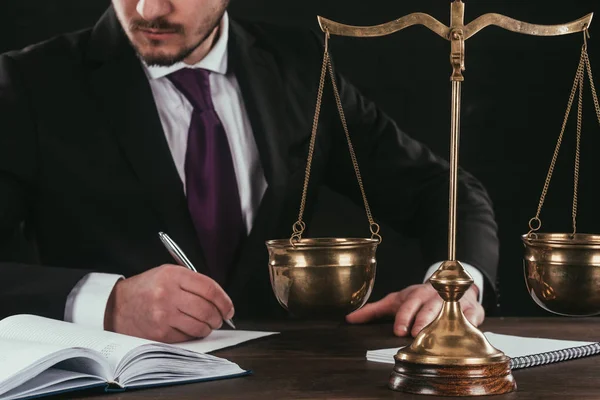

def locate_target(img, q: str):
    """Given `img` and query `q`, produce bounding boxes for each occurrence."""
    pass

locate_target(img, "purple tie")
[168,68,245,285]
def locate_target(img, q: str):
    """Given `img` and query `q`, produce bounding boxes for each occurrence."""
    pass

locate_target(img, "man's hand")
[346,283,483,337]
[104,265,234,343]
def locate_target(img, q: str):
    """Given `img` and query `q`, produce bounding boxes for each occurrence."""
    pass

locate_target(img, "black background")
[1,0,599,316]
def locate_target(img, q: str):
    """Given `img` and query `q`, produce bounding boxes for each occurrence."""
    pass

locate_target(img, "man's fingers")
[176,290,223,330]
[166,329,195,344]
[180,272,235,320]
[463,305,485,327]
[395,285,419,303]
[393,297,425,337]
[344,283,485,339]
[153,322,195,343]
[410,297,443,337]
[346,293,399,323]
[170,312,213,340]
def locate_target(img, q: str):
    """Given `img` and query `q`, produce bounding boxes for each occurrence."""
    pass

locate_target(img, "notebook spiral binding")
[510,343,600,369]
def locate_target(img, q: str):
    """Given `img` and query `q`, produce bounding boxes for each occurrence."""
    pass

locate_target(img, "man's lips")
[137,28,179,39]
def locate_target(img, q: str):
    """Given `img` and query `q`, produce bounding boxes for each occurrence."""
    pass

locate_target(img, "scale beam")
[318,4,592,82]
[463,13,593,39]
[318,13,450,39]
[318,12,593,40]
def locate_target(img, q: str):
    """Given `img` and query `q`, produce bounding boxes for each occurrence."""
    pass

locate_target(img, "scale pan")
[522,233,600,316]
[266,238,379,318]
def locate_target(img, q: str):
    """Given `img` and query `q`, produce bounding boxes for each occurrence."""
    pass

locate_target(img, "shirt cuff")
[424,261,484,304]
[64,272,124,329]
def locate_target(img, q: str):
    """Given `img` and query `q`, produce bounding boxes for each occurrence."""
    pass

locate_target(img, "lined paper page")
[0,340,107,398]
[2,368,105,400]
[0,315,152,372]
[0,340,66,382]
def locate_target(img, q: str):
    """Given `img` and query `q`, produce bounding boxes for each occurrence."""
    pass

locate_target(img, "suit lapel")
[228,22,293,188]
[85,8,208,273]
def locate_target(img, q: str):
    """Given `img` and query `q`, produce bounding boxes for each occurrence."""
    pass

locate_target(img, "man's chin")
[132,40,199,67]
[140,54,181,67]
[135,47,187,67]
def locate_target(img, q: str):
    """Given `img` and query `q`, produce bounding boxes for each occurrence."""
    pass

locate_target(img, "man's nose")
[136,0,172,21]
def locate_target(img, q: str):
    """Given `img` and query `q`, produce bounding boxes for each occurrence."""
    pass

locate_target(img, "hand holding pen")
[159,232,236,329]
[103,236,235,343]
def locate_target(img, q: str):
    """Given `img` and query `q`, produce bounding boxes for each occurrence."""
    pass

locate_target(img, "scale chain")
[528,34,600,237]
[585,42,600,130]
[290,38,329,245]
[291,33,382,245]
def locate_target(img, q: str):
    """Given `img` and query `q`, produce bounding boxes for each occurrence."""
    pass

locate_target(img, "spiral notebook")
[366,332,600,369]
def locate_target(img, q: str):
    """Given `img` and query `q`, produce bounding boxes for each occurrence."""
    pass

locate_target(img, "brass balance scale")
[266,0,597,396]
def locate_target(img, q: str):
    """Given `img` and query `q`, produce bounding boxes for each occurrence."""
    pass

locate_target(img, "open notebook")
[0,314,277,400]
[367,332,600,369]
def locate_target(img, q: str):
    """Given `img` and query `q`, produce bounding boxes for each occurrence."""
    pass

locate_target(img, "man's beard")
[138,39,204,67]
[128,16,223,67]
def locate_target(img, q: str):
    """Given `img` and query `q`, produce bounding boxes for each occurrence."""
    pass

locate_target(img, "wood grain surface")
[55,317,600,399]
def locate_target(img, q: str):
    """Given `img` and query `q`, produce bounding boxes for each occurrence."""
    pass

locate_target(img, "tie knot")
[167,68,213,111]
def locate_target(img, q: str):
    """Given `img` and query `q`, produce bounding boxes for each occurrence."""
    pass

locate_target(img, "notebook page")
[365,332,598,364]
[483,332,596,358]
[116,344,247,384]
[0,315,153,374]
[124,368,248,390]
[116,329,276,384]
[0,340,69,386]
[2,368,105,400]
[118,347,248,388]
[173,330,278,354]
[0,340,107,397]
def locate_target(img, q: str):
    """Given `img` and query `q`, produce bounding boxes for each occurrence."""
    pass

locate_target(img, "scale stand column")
[390,2,516,395]
[318,0,592,396]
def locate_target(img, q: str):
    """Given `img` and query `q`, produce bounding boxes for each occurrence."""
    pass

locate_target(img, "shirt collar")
[144,12,229,80]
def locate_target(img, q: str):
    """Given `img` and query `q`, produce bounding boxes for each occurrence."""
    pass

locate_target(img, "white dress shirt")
[64,13,483,328]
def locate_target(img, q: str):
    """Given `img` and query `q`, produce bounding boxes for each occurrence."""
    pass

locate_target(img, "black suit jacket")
[0,8,499,320]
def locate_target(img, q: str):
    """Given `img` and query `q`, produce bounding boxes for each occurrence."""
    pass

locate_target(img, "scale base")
[387,260,517,396]
[389,359,516,396]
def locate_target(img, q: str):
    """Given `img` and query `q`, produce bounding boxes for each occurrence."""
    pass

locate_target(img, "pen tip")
[225,319,236,329]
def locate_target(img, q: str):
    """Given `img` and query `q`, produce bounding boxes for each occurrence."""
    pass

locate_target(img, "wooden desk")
[61,318,600,399]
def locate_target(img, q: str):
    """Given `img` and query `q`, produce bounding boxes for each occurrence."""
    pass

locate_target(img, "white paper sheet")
[173,330,279,354]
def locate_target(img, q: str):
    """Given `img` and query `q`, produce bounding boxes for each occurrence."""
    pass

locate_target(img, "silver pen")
[158,232,236,329]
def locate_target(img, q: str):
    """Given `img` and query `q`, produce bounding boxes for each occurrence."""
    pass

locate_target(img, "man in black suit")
[0,0,498,342]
